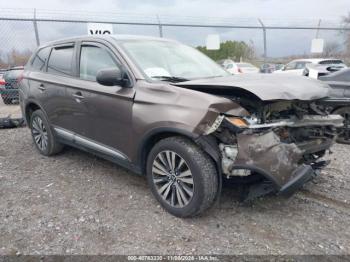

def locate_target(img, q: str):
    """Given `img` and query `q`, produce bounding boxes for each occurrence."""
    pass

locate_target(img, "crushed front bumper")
[220,130,332,200]
[241,163,322,202]
[278,164,317,196]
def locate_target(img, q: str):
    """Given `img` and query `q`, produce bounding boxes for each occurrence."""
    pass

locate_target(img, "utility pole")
[157,15,163,37]
[258,18,267,64]
[33,8,40,46]
[315,19,322,38]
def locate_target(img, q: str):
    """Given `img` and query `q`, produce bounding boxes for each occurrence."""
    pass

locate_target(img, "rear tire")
[146,136,219,217]
[30,109,64,156]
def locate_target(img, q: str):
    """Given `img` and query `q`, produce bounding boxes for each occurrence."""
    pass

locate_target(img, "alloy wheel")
[31,116,48,151]
[152,150,194,208]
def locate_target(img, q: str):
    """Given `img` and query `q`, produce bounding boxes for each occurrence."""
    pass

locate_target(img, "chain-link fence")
[1,8,350,67]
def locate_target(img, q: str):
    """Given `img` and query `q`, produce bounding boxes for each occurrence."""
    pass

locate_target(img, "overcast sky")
[1,0,349,57]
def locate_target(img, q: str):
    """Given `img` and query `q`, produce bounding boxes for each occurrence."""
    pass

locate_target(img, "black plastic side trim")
[57,136,142,175]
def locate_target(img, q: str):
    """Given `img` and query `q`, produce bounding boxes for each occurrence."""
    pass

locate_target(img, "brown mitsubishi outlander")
[19,35,343,217]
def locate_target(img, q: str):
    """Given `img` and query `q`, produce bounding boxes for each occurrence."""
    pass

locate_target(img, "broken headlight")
[226,117,249,128]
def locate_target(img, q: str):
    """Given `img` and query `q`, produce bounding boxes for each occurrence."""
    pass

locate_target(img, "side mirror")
[96,67,124,86]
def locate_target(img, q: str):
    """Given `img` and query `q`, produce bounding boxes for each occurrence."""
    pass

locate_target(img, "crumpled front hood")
[175,74,330,101]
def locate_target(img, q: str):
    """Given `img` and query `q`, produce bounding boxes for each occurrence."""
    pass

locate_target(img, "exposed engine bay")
[175,75,343,199]
[207,99,343,199]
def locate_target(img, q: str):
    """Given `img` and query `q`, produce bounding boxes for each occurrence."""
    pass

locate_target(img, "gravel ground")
[0,127,349,255]
[0,101,21,118]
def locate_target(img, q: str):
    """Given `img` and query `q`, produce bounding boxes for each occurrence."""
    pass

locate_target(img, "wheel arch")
[138,128,196,173]
[24,101,42,124]
[137,127,221,175]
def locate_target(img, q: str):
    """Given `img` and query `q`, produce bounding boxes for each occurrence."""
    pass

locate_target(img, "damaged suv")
[20,35,342,217]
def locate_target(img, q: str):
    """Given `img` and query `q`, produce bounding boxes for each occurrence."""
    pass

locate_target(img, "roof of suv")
[40,34,176,48]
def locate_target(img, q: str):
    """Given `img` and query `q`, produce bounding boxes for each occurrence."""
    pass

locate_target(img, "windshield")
[119,40,229,81]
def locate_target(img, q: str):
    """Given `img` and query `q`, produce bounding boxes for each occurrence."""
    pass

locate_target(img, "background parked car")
[274,58,347,76]
[236,62,259,74]
[0,66,24,104]
[260,63,275,73]
[274,63,284,71]
[260,63,285,73]
[217,59,240,74]
[0,70,6,100]
[303,63,347,79]
[317,68,350,144]
[218,59,259,74]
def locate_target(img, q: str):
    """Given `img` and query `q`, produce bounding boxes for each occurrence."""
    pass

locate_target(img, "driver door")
[66,41,135,160]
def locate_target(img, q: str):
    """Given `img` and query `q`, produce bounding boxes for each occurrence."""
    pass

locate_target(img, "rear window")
[47,45,74,76]
[319,60,344,65]
[31,47,51,71]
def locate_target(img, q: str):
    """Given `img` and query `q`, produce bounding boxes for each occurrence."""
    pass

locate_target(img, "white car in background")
[274,58,347,75]
[223,62,240,74]
[218,59,259,74]
[236,62,260,74]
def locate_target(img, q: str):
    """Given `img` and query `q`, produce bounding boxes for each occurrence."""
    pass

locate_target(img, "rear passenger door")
[44,43,78,130]
[27,45,71,129]
[26,47,51,108]
[67,41,135,159]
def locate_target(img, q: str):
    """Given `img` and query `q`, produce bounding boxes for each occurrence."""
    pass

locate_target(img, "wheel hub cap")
[152,150,194,208]
[31,116,48,151]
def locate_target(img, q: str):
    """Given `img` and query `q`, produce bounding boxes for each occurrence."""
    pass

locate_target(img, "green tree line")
[197,40,255,62]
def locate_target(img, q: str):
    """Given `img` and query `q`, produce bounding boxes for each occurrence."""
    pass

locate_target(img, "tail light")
[0,79,5,86]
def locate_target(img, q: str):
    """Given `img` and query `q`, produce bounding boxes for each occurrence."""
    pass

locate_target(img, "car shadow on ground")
[58,145,294,214]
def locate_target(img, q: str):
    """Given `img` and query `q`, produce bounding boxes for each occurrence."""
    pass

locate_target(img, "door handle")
[38,84,46,91]
[73,92,84,100]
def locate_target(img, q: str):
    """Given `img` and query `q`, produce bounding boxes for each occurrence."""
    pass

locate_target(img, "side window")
[31,47,51,71]
[285,62,296,71]
[79,45,118,81]
[47,45,74,76]
[295,62,306,69]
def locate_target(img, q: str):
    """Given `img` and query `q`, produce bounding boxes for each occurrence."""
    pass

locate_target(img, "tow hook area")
[241,162,329,202]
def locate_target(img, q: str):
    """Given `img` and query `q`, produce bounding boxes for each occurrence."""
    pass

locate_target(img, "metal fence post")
[33,8,40,46]
[157,15,163,38]
[316,19,322,38]
[258,18,267,64]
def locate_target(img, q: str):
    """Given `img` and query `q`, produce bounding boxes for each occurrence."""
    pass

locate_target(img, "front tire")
[146,137,219,217]
[30,109,63,156]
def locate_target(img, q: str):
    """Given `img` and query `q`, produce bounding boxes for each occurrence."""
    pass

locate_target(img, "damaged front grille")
[211,100,341,185]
